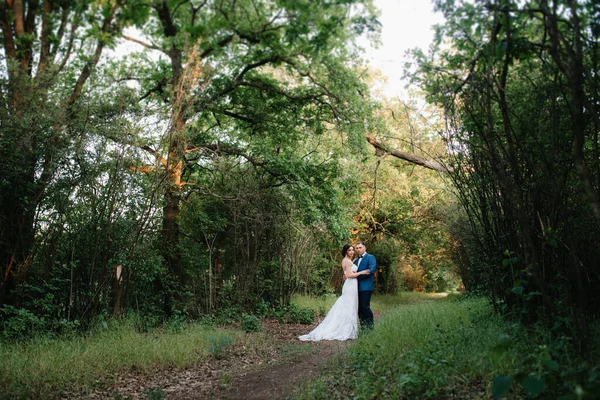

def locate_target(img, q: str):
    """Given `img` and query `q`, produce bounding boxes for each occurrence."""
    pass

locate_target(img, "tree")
[409,0,600,347]
[0,0,143,305]
[117,0,379,300]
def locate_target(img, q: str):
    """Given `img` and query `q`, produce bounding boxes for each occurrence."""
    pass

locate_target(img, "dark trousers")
[358,290,374,329]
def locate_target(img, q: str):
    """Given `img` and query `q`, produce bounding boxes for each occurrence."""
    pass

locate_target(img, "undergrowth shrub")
[286,305,315,324]
[240,314,262,332]
[0,305,44,341]
[207,335,234,359]
[491,323,600,399]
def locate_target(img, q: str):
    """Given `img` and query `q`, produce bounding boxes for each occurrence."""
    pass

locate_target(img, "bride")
[298,244,370,341]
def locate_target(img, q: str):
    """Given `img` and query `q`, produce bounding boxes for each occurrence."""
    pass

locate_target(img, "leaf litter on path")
[70,318,350,399]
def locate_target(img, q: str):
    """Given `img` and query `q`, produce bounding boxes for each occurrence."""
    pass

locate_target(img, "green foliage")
[491,375,511,399]
[165,309,190,333]
[303,256,339,296]
[409,0,600,350]
[145,387,166,400]
[285,305,316,325]
[1,0,379,338]
[490,326,600,399]
[254,299,273,318]
[0,0,159,321]
[240,314,263,333]
[291,294,336,318]
[207,335,234,360]
[360,192,461,294]
[370,237,402,294]
[261,301,316,325]
[0,305,44,341]
[346,96,462,295]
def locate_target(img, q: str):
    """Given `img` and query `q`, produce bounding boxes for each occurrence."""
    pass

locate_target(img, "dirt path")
[79,319,350,400]
[175,320,350,400]
[211,340,347,400]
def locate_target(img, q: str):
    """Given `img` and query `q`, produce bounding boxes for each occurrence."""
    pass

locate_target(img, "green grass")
[293,293,600,399]
[293,295,524,399]
[371,291,454,312]
[4,293,597,399]
[0,320,241,399]
[291,293,337,316]
[292,291,453,316]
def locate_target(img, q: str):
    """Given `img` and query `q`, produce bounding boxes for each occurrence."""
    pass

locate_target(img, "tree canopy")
[2,2,598,370]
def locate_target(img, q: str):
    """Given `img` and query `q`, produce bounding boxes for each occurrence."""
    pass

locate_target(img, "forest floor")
[79,318,350,399]
[74,293,452,399]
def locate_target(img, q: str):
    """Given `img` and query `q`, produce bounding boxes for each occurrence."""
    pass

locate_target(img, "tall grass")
[292,294,337,316]
[292,291,447,316]
[294,296,523,399]
[0,318,240,399]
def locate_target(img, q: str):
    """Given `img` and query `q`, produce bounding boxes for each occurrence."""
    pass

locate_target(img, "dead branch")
[364,133,453,173]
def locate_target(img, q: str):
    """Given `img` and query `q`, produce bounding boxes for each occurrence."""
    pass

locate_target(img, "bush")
[207,334,234,359]
[0,305,44,341]
[165,309,189,333]
[255,299,272,318]
[286,305,315,325]
[490,322,600,399]
[240,314,262,332]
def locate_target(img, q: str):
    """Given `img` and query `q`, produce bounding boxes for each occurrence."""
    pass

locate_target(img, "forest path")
[177,319,350,400]
[79,293,447,400]
[198,295,449,399]
[81,318,350,400]
[82,295,449,399]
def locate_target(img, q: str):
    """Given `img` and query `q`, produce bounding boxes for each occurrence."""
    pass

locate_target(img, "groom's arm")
[357,256,376,280]
[367,255,377,276]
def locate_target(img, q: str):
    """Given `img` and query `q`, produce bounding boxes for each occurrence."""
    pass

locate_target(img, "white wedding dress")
[298,265,359,341]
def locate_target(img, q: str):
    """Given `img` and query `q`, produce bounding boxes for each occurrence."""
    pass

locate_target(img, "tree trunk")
[160,117,186,313]
[543,0,600,224]
[111,265,124,317]
[162,187,183,281]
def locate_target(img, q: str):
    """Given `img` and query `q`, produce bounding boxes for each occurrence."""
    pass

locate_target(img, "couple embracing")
[298,242,377,341]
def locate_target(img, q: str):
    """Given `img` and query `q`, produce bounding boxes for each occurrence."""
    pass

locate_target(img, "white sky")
[364,0,445,98]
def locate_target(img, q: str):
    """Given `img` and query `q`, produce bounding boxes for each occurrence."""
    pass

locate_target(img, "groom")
[354,241,377,330]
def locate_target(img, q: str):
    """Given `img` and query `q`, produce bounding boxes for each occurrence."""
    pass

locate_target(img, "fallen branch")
[364,133,453,173]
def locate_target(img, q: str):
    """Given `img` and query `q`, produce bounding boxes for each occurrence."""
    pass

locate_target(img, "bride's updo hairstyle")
[342,244,353,257]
